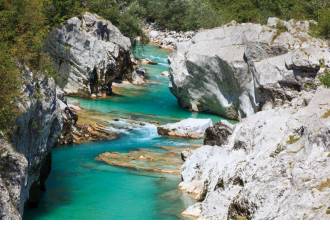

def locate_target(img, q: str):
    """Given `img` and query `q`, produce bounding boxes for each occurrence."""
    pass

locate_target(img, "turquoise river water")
[24,44,221,220]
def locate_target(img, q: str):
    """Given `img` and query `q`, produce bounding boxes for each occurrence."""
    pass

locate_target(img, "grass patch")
[232,215,248,220]
[272,21,288,42]
[318,179,330,191]
[322,110,330,119]
[287,135,300,145]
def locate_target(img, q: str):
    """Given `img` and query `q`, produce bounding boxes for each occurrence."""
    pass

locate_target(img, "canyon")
[0,13,329,220]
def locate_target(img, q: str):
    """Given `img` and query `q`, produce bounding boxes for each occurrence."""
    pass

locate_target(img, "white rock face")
[0,68,64,220]
[46,12,133,96]
[169,18,330,120]
[180,88,330,220]
[158,118,213,138]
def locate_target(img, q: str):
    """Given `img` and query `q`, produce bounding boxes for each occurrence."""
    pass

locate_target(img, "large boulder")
[169,19,330,120]
[157,118,213,139]
[0,68,63,219]
[179,88,330,219]
[46,12,133,96]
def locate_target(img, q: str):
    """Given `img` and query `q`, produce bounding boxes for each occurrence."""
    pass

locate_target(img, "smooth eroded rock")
[180,88,330,220]
[46,12,133,96]
[158,118,213,138]
[169,18,330,120]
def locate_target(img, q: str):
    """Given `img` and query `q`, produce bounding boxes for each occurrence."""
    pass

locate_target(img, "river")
[24,44,222,220]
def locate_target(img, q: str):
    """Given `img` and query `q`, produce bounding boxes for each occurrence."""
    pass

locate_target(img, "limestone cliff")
[0,69,63,219]
[180,88,330,220]
[169,18,330,120]
[46,12,133,96]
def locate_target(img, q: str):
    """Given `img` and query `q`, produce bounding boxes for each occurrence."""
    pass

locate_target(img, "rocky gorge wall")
[180,87,330,220]
[162,17,330,219]
[0,12,135,220]
[0,69,63,219]
[169,18,330,120]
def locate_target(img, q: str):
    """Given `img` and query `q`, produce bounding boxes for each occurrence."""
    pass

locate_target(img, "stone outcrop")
[58,106,118,145]
[158,118,213,138]
[0,141,28,219]
[46,12,133,96]
[169,18,330,120]
[204,121,234,146]
[180,88,330,220]
[144,23,195,50]
[0,69,63,219]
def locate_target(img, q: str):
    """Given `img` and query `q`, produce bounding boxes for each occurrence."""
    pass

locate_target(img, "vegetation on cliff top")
[0,0,51,135]
[0,0,330,134]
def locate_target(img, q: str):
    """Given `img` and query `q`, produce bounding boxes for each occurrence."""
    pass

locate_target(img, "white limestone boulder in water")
[46,12,133,96]
[180,88,330,220]
[158,118,213,138]
[169,18,330,120]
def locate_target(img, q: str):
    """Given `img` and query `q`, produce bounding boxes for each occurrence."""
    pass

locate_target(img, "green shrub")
[318,8,330,39]
[0,47,20,135]
[320,71,330,88]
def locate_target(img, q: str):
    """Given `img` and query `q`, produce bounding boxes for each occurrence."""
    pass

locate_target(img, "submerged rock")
[180,88,330,220]
[46,12,133,96]
[158,118,213,139]
[169,18,330,120]
[140,58,158,65]
[161,71,170,77]
[97,147,186,175]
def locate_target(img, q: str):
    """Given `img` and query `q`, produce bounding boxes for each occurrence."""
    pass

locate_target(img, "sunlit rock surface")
[46,12,133,96]
[169,18,330,119]
[158,118,213,138]
[180,88,330,220]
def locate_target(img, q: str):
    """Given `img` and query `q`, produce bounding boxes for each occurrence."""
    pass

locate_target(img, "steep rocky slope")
[169,18,330,120]
[180,88,330,220]
[0,69,63,219]
[46,12,133,96]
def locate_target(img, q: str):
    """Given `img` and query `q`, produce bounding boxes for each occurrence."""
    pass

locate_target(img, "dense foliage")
[0,0,330,134]
[0,0,51,134]
[138,0,330,35]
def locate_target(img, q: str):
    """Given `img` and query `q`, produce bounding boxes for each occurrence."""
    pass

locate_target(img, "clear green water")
[24,44,221,220]
[75,44,222,123]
